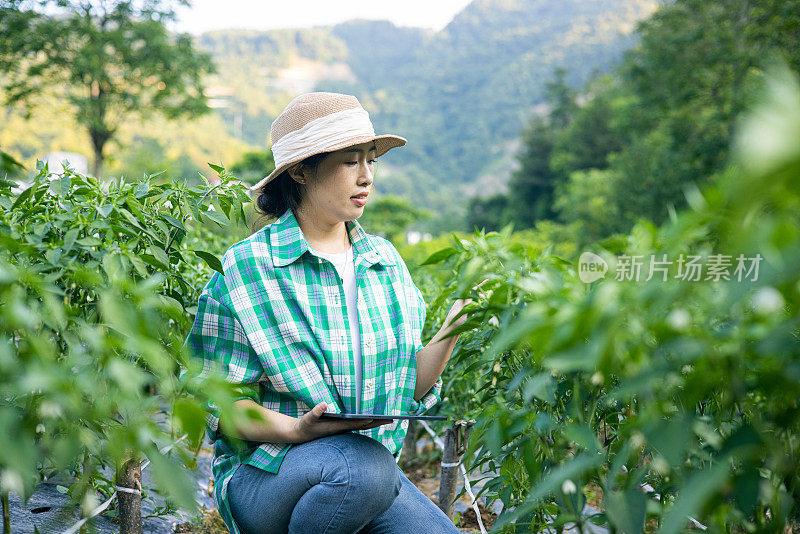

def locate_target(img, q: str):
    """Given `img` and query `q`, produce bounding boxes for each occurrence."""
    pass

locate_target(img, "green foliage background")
[410,65,800,532]
[0,163,258,526]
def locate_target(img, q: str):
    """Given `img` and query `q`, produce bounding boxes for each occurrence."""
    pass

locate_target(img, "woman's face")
[294,141,377,224]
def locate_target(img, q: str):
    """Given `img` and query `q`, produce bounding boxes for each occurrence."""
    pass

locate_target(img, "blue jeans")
[227,432,462,534]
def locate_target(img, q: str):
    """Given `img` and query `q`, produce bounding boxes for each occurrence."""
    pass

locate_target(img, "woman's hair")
[252,151,329,231]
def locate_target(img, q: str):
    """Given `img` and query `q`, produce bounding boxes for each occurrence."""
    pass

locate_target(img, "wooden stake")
[116,455,142,534]
[401,419,418,463]
[2,491,10,534]
[436,420,475,520]
[438,425,460,519]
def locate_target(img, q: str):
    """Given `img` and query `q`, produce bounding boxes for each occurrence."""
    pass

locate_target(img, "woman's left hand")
[443,279,488,332]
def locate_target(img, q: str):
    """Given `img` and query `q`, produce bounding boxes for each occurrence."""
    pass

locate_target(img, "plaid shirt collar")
[269,207,395,268]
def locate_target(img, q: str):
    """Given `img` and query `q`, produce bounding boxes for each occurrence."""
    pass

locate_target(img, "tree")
[552,168,623,244]
[547,0,800,238]
[550,78,626,179]
[500,68,580,231]
[358,195,431,243]
[464,193,510,233]
[544,67,578,131]
[505,116,557,229]
[0,0,215,177]
[615,0,800,216]
[230,149,276,185]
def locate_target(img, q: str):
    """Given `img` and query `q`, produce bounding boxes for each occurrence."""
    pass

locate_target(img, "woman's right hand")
[292,401,394,443]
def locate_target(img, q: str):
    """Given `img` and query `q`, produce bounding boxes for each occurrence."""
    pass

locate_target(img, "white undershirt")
[310,243,363,412]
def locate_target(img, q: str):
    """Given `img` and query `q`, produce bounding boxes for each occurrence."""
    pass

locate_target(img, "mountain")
[195,0,659,230]
[1,0,659,232]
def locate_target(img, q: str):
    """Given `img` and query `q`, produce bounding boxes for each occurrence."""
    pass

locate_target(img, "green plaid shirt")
[184,207,442,534]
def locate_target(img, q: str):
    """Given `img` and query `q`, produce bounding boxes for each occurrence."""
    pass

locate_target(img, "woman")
[186,92,474,534]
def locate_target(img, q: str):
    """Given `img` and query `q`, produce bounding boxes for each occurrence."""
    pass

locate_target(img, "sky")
[170,0,473,35]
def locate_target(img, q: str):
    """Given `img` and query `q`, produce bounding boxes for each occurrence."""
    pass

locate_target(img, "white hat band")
[271,107,376,166]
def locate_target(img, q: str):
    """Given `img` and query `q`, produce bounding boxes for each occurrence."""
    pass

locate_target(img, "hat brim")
[248,134,407,197]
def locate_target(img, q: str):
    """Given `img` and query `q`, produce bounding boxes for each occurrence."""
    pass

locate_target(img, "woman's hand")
[442,279,488,332]
[292,401,394,443]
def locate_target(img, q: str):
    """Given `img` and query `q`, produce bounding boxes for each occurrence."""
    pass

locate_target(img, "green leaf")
[174,398,206,443]
[44,248,62,266]
[141,254,165,270]
[521,440,541,480]
[201,209,229,227]
[421,247,458,266]
[498,453,604,528]
[11,184,34,211]
[657,460,730,534]
[77,236,102,246]
[133,180,150,198]
[606,487,647,534]
[95,204,114,218]
[523,373,557,405]
[193,250,224,274]
[128,254,149,276]
[117,207,145,230]
[644,414,692,467]
[49,175,71,196]
[207,162,224,174]
[159,294,185,322]
[182,197,200,221]
[564,424,601,454]
[145,446,196,511]
[160,213,186,232]
[102,253,126,280]
[154,219,170,238]
[62,228,79,253]
[148,246,171,269]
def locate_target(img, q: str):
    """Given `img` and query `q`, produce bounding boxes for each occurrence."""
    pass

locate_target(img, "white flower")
[38,401,63,419]
[561,479,577,495]
[0,470,24,494]
[653,456,670,474]
[752,286,784,316]
[81,492,99,515]
[667,308,691,331]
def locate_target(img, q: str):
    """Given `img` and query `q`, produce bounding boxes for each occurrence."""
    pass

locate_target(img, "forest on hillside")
[1,0,658,234]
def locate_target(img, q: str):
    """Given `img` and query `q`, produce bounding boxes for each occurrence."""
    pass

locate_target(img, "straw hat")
[249,92,407,195]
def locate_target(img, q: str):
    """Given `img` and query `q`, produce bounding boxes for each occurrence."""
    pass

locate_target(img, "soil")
[174,506,228,534]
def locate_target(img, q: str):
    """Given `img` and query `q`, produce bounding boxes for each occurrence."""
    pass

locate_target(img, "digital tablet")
[320,412,446,421]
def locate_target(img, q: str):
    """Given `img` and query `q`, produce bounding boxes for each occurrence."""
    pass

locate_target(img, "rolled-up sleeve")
[184,273,263,443]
